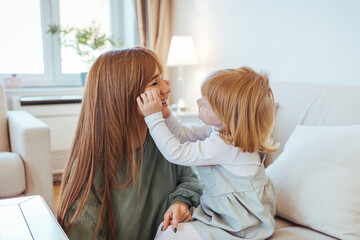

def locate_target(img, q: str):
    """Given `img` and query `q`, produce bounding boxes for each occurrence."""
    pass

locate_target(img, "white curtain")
[135,0,172,66]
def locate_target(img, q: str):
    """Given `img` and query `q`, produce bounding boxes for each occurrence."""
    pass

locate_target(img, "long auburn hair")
[57,47,163,239]
[201,66,278,153]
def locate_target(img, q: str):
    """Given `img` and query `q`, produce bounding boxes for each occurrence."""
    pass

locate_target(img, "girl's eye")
[152,82,158,86]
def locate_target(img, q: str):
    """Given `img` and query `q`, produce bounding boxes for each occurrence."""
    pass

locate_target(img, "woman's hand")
[162,201,191,233]
[137,90,162,117]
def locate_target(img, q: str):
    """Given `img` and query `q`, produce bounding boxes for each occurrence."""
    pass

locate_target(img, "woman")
[57,47,202,240]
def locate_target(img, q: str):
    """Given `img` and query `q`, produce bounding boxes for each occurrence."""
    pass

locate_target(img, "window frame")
[0,0,137,87]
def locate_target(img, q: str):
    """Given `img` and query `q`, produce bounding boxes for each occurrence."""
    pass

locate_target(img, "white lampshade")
[166,36,197,67]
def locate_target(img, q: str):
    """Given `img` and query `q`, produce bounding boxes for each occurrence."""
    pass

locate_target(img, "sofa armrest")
[7,110,54,212]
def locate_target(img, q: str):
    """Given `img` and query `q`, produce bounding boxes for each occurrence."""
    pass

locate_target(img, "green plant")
[47,21,123,69]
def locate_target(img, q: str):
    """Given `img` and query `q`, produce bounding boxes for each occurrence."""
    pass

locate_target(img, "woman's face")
[144,66,171,118]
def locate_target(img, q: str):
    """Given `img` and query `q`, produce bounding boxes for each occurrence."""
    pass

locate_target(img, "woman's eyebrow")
[152,74,159,80]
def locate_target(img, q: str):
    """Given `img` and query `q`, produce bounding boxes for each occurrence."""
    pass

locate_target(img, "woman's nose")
[197,98,202,106]
[163,79,170,86]
[160,79,171,95]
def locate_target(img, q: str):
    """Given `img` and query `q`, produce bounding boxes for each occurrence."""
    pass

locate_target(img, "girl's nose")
[197,98,203,106]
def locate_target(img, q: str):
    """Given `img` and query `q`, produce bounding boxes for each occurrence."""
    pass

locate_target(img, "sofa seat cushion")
[270,226,337,240]
[274,216,295,230]
[272,217,336,239]
[0,152,25,198]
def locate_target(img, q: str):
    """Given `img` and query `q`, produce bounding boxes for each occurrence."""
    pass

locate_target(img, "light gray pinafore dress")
[190,160,276,240]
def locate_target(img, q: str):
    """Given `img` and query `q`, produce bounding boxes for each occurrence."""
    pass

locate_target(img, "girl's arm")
[145,112,227,166]
[165,113,212,143]
[137,89,211,143]
[137,90,229,166]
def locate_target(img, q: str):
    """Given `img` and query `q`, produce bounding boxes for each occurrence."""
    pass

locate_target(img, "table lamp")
[166,36,197,112]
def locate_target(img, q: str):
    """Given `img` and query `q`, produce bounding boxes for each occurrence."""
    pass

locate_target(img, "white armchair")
[0,82,54,212]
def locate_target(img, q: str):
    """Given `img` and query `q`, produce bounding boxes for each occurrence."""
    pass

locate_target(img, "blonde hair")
[57,47,163,239]
[201,66,278,153]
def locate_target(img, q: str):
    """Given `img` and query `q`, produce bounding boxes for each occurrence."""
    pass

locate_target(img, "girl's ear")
[215,123,225,130]
[213,112,224,129]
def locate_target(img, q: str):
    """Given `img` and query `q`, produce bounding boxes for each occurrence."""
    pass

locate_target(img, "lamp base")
[171,97,187,112]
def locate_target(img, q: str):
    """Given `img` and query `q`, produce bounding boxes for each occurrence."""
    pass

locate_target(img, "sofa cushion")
[0,82,10,152]
[272,217,336,239]
[269,226,337,240]
[274,217,295,230]
[266,125,360,240]
[0,152,26,198]
[267,82,360,166]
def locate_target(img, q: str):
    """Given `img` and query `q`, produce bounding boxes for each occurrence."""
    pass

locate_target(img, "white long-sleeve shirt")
[145,112,261,176]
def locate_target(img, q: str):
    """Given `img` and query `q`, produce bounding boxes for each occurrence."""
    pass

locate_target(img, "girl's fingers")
[151,89,158,98]
[151,90,163,106]
[136,96,143,107]
[146,91,154,102]
[151,90,160,102]
[141,93,148,103]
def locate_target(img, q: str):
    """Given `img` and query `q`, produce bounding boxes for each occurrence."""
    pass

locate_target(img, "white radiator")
[11,95,82,179]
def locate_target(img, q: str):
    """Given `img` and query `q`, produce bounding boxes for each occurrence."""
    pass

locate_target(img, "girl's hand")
[137,90,162,117]
[162,201,191,233]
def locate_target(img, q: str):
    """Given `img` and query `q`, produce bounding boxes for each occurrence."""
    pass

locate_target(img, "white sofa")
[266,81,360,240]
[0,82,54,212]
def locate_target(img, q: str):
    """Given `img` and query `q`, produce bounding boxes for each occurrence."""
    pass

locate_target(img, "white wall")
[170,0,360,111]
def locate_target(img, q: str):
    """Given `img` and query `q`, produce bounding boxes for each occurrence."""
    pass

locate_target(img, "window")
[0,0,137,86]
[59,0,111,74]
[0,0,44,74]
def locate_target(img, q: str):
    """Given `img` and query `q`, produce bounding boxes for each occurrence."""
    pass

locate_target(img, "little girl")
[137,66,278,240]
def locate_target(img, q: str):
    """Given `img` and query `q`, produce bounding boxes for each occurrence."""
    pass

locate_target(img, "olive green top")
[63,134,202,240]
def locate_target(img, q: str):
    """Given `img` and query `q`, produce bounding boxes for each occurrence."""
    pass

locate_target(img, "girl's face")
[144,66,171,118]
[197,97,223,127]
